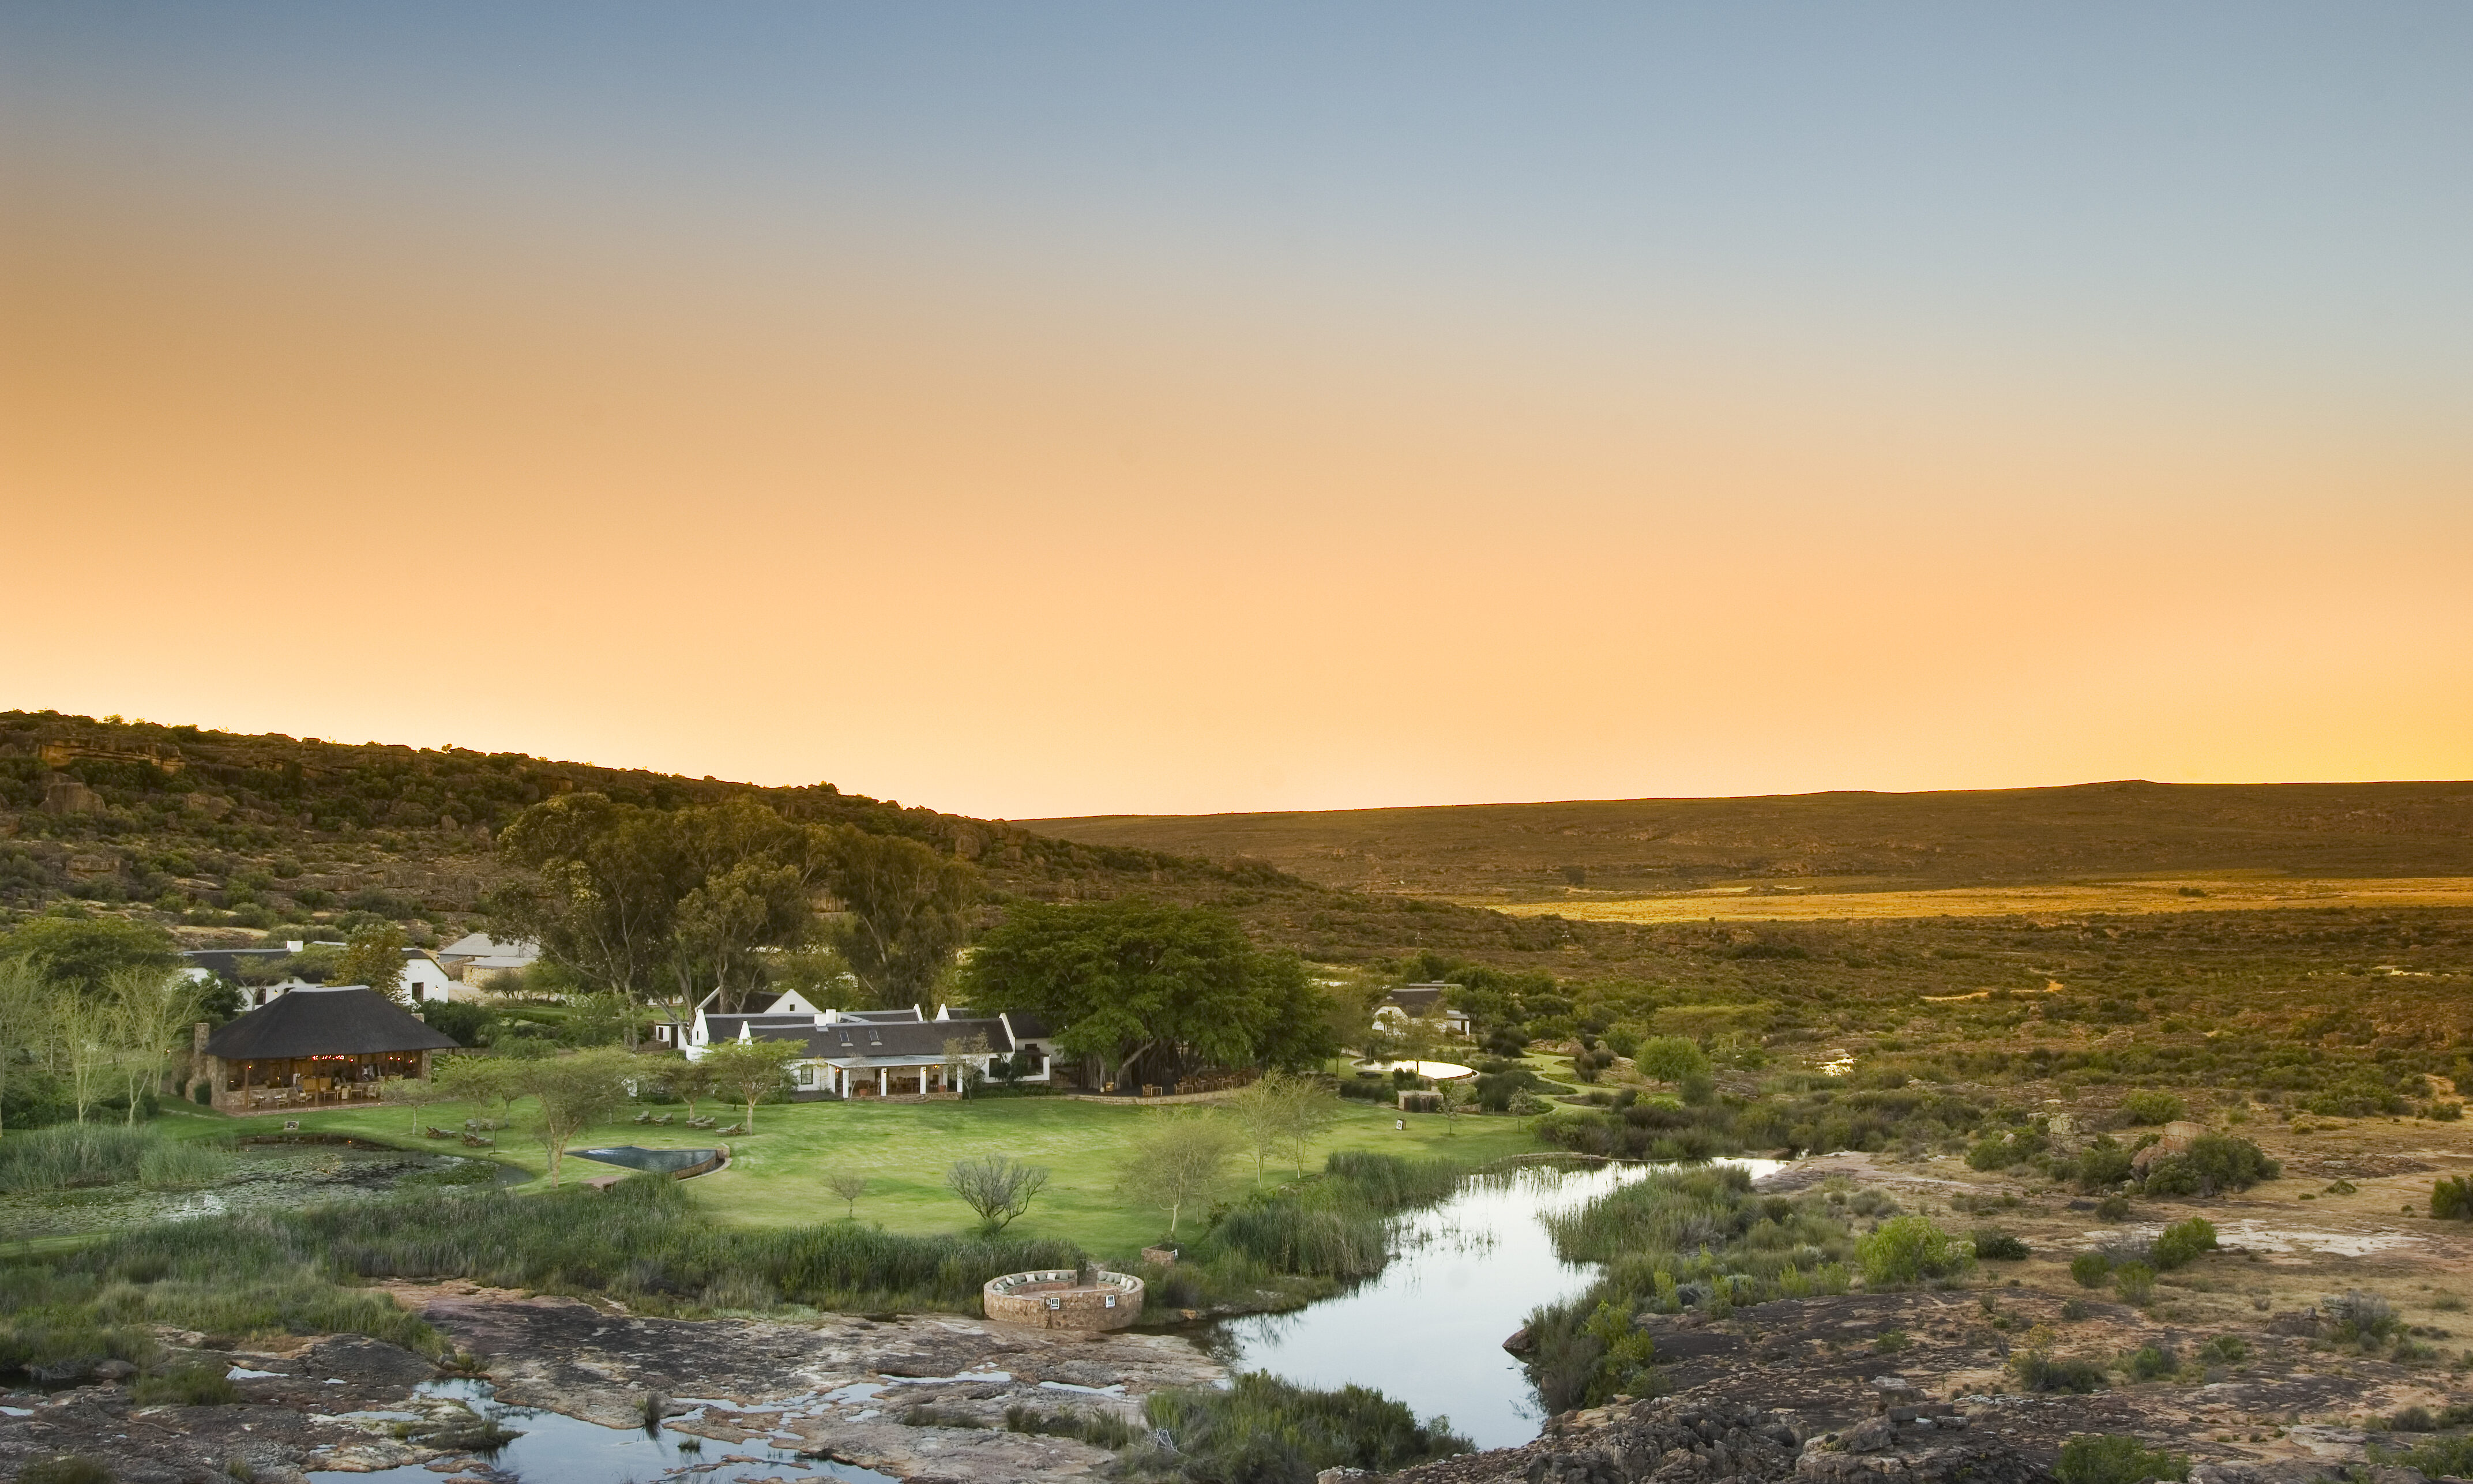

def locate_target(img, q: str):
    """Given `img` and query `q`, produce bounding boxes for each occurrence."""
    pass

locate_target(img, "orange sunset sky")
[4,5,2468,819]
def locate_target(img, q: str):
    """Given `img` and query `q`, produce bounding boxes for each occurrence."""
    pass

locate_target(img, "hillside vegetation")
[1028,780,2473,901]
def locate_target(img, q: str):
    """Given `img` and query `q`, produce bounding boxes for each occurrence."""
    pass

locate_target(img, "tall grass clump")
[1200,1151,1472,1283]
[1521,1167,1861,1411]
[1141,1372,1470,1483]
[0,1124,230,1192]
[299,1175,1083,1313]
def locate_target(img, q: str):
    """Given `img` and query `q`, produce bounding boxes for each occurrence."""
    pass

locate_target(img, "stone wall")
[982,1269,1144,1331]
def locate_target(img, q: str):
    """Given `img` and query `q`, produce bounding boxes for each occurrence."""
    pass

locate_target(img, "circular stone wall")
[983,1269,1144,1331]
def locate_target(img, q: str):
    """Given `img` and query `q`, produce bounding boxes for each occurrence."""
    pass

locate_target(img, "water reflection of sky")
[1211,1159,1784,1451]
[0,1144,505,1241]
[308,1378,897,1484]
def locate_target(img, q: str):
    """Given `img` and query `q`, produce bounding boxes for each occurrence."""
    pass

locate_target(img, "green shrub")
[2388,1404,2438,1432]
[1970,1230,2028,1261]
[2432,1175,2473,1220]
[2013,1352,2108,1393]
[2138,1134,2278,1197]
[2054,1433,2189,1484]
[1144,1372,1469,1479]
[2400,1435,2473,1478]
[1857,1216,1972,1287]
[2118,1091,2186,1126]
[15,1457,116,1484]
[2070,1252,2113,1288]
[2197,1334,2247,1365]
[2122,1343,2176,1381]
[2068,1136,2137,1192]
[2149,1218,2218,1271]
[130,1363,239,1407]
[2111,1263,2156,1305]
[2095,1194,2133,1221]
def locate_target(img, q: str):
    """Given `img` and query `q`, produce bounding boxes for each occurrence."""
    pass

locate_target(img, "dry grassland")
[1459,876,2473,923]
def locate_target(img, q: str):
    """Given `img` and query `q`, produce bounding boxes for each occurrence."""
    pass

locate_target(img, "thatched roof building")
[197,986,458,1115]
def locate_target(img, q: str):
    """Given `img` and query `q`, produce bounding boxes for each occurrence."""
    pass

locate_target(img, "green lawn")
[232,1092,1543,1257]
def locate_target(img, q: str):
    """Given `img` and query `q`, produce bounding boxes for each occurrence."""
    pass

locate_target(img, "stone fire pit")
[983,1268,1145,1331]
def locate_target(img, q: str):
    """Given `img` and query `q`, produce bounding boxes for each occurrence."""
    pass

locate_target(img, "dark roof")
[185,948,294,983]
[751,1016,1016,1060]
[203,987,460,1060]
[998,1009,1053,1040]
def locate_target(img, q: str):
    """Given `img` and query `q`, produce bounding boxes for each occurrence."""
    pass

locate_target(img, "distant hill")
[1027,780,2473,901]
[0,710,1578,965]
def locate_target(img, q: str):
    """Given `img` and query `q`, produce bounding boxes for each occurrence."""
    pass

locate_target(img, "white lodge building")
[682,992,1058,1098]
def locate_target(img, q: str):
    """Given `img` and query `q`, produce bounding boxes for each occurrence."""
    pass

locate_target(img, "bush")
[2095,1194,2133,1222]
[130,1362,239,1407]
[2118,1091,2186,1126]
[1970,1230,2029,1261]
[2068,1136,2137,1192]
[2197,1334,2247,1366]
[2070,1252,2113,1288]
[2054,1434,2189,1484]
[2111,1263,2156,1305]
[2433,1175,2473,1220]
[2149,1218,2218,1271]
[2013,1352,2109,1393]
[1858,1216,1972,1287]
[1144,1372,1471,1480]
[2138,1134,2279,1197]
[2122,1343,2176,1381]
[16,1458,116,1484]
[0,1125,228,1193]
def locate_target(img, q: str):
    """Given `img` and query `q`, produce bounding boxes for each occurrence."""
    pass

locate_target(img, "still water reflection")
[1209,1158,1784,1450]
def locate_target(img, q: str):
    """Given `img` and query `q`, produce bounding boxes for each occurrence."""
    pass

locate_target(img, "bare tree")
[1436,1075,1474,1134]
[825,1171,870,1219]
[107,968,202,1125]
[382,1074,455,1134]
[1118,1110,1241,1240]
[940,1034,990,1099]
[946,1154,1050,1234]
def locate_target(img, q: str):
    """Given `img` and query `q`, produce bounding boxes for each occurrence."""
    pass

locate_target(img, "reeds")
[0,1125,231,1193]
[1141,1372,1469,1481]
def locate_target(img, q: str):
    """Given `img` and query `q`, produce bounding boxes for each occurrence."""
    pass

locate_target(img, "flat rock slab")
[0,1300,1222,1484]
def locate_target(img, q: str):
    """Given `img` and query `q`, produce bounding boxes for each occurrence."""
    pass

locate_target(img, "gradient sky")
[5,3,2468,819]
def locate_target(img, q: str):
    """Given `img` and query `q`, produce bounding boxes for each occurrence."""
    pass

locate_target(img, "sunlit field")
[1456,876,2473,924]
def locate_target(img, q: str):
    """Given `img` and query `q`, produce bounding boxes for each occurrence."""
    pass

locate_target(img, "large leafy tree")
[820,826,979,1008]
[494,795,828,1014]
[0,916,178,1000]
[960,899,1335,1086]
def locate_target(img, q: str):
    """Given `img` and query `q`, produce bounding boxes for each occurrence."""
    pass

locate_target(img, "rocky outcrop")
[1387,1397,2046,1484]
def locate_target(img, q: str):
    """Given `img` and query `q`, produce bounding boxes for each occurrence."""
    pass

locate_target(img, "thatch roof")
[202,987,458,1061]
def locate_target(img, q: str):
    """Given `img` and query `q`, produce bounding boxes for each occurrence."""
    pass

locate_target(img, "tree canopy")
[494,795,976,1015]
[959,899,1336,1084]
[0,917,178,1000]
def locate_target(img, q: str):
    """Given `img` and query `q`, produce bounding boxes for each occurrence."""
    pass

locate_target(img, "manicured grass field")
[218,1092,1543,1257]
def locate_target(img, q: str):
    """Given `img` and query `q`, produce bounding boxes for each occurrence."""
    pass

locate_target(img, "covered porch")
[216,1050,431,1112]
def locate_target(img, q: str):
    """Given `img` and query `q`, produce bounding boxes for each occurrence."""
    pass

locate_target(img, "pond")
[309,1377,898,1484]
[1207,1156,1786,1450]
[574,1144,723,1175]
[0,1140,517,1242]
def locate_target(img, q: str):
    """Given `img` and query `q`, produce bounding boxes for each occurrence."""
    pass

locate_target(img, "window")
[797,1066,817,1088]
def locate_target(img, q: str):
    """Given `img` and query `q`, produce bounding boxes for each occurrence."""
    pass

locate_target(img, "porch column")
[877,1068,887,1096]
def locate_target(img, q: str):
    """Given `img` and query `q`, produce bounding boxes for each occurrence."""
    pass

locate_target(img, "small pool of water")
[0,1143,516,1241]
[574,1145,721,1174]
[1208,1158,1785,1451]
[309,1378,897,1484]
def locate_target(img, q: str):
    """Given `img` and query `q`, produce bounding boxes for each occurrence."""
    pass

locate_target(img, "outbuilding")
[195,985,459,1114]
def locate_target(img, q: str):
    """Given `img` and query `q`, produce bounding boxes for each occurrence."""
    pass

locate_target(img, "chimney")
[191,1021,209,1054]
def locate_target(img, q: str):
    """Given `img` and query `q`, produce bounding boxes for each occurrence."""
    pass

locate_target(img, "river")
[1209,1157,1786,1449]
